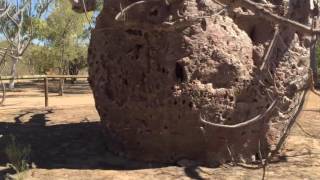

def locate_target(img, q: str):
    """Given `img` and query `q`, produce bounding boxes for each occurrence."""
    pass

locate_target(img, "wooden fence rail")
[0,75,89,80]
[0,75,89,107]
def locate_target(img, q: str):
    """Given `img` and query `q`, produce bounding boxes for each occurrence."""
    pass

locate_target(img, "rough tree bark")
[76,0,317,165]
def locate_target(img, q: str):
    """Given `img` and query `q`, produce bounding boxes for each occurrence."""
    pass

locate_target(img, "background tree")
[26,0,91,75]
[0,0,91,89]
[0,0,54,89]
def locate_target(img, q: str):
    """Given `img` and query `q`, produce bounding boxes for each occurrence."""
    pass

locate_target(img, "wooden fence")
[0,75,89,107]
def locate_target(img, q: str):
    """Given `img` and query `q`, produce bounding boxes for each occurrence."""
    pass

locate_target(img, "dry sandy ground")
[0,81,320,180]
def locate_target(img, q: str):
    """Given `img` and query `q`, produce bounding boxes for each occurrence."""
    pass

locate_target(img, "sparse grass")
[3,135,31,180]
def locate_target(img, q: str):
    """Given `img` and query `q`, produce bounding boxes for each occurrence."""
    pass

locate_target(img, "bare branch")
[219,0,318,34]
[260,25,279,71]
[0,3,11,18]
[200,100,277,128]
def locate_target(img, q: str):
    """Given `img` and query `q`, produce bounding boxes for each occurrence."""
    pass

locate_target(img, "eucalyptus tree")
[31,0,92,75]
[0,0,53,89]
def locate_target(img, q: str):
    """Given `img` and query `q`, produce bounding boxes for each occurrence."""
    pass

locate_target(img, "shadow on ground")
[0,110,169,177]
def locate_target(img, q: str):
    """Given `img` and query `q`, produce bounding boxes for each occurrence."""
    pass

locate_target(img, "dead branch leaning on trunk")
[114,0,320,35]
[260,25,279,71]
[81,0,93,29]
[218,0,319,34]
[200,100,277,128]
[271,90,307,156]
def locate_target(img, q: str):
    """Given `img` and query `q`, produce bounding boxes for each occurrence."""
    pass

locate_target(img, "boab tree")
[72,0,319,165]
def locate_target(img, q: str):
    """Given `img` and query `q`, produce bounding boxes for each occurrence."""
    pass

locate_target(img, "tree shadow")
[184,166,205,180]
[0,110,167,172]
[303,109,320,113]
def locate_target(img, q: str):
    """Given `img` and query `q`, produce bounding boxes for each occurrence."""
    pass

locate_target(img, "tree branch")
[219,0,318,34]
[200,100,278,128]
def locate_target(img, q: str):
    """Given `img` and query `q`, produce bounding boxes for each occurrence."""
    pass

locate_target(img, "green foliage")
[4,135,31,173]
[24,45,57,74]
[28,0,90,74]
[1,0,90,75]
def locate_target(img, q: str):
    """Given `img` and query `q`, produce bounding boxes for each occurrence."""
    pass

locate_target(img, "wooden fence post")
[59,78,64,96]
[44,77,48,107]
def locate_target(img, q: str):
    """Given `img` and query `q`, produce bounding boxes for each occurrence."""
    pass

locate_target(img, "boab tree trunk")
[86,0,315,164]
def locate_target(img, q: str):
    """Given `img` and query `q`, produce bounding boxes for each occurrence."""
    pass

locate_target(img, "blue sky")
[0,0,54,41]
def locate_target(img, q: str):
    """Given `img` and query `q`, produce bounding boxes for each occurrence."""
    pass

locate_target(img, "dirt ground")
[0,80,320,180]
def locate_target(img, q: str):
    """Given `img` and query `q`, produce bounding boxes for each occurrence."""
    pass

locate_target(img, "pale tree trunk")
[8,57,20,89]
[2,0,53,89]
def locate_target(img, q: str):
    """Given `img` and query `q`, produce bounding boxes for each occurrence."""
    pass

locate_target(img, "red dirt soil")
[0,80,319,179]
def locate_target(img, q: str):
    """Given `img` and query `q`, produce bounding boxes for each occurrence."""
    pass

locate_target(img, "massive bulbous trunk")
[88,0,313,164]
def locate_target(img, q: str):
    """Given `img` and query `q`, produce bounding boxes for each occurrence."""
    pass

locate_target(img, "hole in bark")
[141,120,148,127]
[123,79,128,86]
[149,9,158,16]
[189,102,193,108]
[135,44,143,59]
[164,125,168,130]
[201,19,207,31]
[182,100,186,104]
[222,113,227,119]
[255,153,261,160]
[174,100,178,105]
[126,29,143,36]
[175,62,186,82]
[249,27,256,40]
